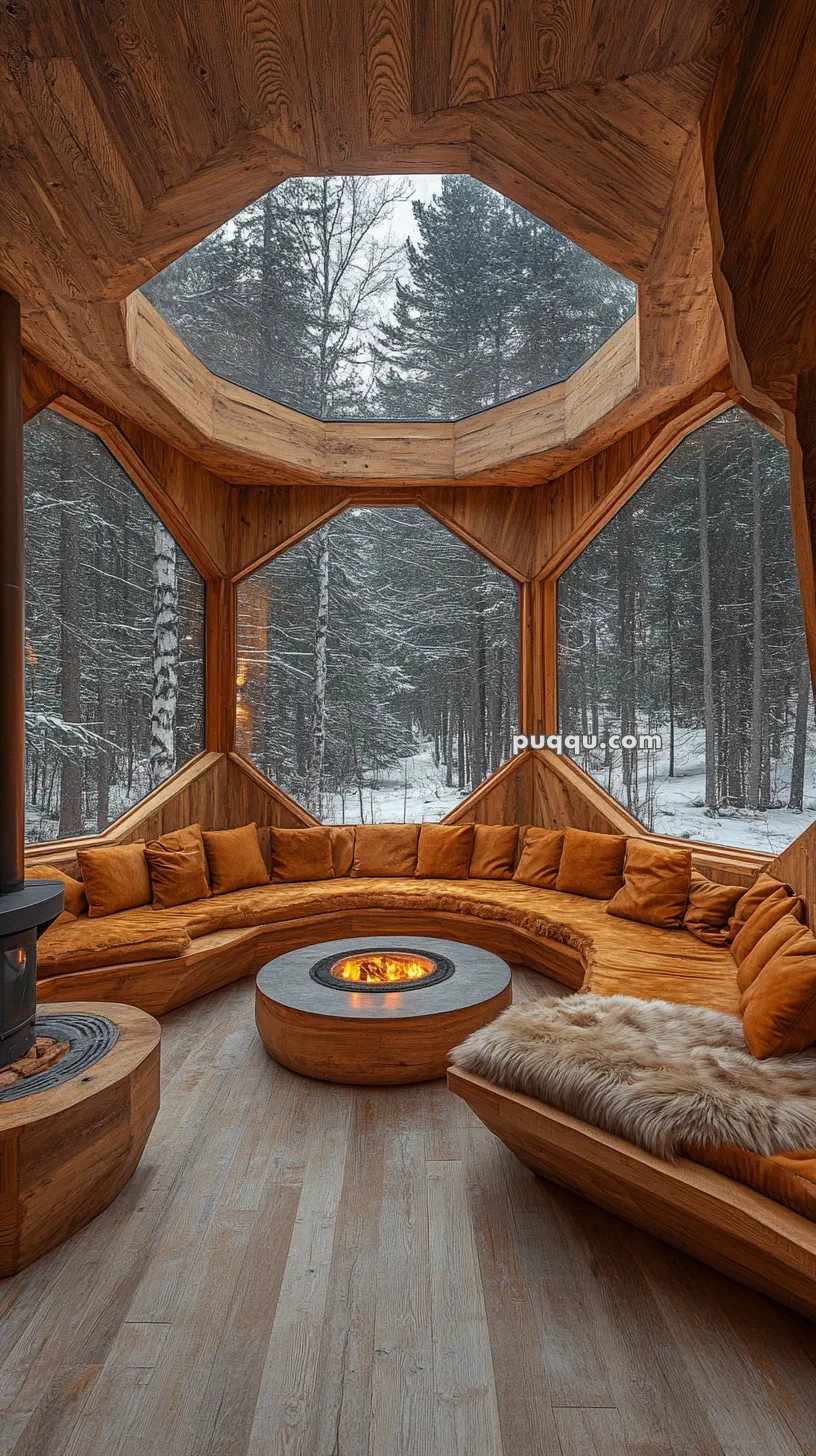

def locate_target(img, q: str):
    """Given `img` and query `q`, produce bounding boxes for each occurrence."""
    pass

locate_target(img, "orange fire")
[330,951,436,984]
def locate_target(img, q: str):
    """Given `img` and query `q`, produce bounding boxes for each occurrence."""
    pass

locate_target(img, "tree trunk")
[58,429,83,837]
[617,513,637,813]
[748,436,764,808]
[305,525,330,816]
[150,519,179,789]
[698,443,717,812]
[788,657,811,811]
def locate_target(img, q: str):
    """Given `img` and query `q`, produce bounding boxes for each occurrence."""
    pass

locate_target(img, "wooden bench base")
[447,1066,816,1321]
[36,909,585,1017]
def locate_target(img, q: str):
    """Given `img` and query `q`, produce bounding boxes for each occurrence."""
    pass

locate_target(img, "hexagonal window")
[235,507,519,820]
[23,410,206,842]
[143,174,635,422]
[557,407,813,854]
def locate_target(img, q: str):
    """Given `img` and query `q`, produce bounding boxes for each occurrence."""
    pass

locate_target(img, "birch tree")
[150,520,180,788]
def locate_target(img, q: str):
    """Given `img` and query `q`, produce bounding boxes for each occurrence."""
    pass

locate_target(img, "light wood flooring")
[2,968,816,1456]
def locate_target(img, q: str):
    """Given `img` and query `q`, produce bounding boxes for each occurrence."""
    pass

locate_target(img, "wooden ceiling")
[0,0,749,487]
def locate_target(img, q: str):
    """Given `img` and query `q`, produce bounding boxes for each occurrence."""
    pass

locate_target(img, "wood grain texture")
[36,910,585,1018]
[0,1001,160,1276]
[255,980,512,1085]
[2,2,746,493]
[447,1066,816,1323]
[702,3,816,706]
[3,970,814,1455]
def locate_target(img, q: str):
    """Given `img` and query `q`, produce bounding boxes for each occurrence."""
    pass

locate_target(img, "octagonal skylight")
[142,174,636,423]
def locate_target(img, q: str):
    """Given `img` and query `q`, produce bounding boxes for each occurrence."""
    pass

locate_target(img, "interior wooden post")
[205,576,236,754]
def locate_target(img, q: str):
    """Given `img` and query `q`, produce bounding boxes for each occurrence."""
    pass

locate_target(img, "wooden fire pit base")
[0,1001,160,1277]
[256,936,512,1085]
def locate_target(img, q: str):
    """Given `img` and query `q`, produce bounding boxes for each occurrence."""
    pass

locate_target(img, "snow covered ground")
[575,723,816,856]
[325,743,471,824]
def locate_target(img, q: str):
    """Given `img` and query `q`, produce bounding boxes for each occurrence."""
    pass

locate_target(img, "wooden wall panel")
[443,752,535,826]
[770,820,816,932]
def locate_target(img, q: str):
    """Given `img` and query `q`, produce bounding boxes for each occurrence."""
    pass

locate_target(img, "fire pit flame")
[330,951,436,985]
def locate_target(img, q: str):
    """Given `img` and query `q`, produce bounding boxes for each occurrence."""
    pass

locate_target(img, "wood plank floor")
[2,968,816,1455]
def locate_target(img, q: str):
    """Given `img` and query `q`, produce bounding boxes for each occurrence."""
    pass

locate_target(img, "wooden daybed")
[31,851,816,1319]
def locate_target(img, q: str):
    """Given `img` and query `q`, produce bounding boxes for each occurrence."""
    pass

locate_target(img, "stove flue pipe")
[0,290,25,893]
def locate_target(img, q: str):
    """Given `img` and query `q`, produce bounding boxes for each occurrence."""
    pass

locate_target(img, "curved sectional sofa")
[31,824,816,1320]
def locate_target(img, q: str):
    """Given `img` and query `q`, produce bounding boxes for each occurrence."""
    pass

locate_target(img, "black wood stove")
[0,290,63,1070]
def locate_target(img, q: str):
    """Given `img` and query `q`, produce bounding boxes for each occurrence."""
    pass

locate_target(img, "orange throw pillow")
[741,927,816,1058]
[555,828,627,900]
[469,824,518,880]
[25,862,88,917]
[415,824,474,879]
[145,824,211,909]
[269,826,334,882]
[682,872,743,946]
[202,823,269,895]
[606,839,692,928]
[513,828,564,889]
[730,888,803,966]
[352,824,419,878]
[77,842,152,918]
[728,872,793,942]
[736,912,807,994]
[330,826,355,877]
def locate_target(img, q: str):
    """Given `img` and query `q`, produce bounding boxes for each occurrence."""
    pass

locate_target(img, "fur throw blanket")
[451,994,816,1162]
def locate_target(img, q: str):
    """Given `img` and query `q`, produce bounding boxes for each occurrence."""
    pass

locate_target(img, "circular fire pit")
[255,935,512,1085]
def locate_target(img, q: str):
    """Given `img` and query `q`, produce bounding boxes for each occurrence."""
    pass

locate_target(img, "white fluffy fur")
[451,994,816,1161]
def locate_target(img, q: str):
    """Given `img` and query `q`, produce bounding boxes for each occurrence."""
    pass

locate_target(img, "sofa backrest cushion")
[469,824,519,880]
[269,826,335,882]
[513,828,563,889]
[730,888,804,966]
[202,823,269,895]
[740,925,816,1058]
[728,872,793,942]
[352,824,419,877]
[415,824,474,879]
[683,872,743,946]
[736,911,807,994]
[145,824,211,909]
[555,827,627,900]
[25,862,88,917]
[330,826,355,877]
[77,842,152,917]
[606,838,692,928]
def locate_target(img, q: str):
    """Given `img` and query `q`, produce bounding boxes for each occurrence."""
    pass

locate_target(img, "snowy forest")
[23,412,205,842]
[143,174,635,422]
[235,508,519,822]
[557,408,814,854]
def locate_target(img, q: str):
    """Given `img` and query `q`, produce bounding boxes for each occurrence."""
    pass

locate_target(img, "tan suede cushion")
[76,842,152,918]
[145,825,211,910]
[730,888,803,966]
[415,824,474,879]
[352,824,419,877]
[741,927,816,1058]
[269,826,334,882]
[469,824,518,880]
[37,918,192,977]
[25,862,88,917]
[683,872,743,946]
[330,826,355,877]
[555,828,627,899]
[728,872,793,942]
[513,828,564,889]
[736,912,807,994]
[606,839,692,929]
[202,823,269,895]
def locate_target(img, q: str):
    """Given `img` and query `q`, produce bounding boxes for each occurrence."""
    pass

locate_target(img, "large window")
[557,408,813,855]
[143,174,635,422]
[236,508,519,821]
[24,412,205,842]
